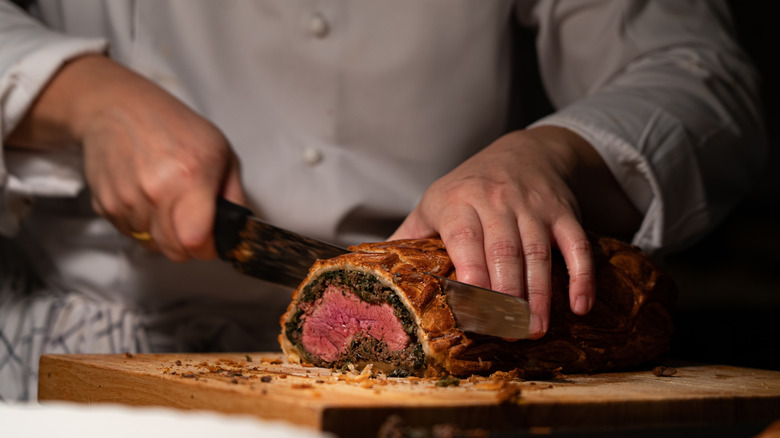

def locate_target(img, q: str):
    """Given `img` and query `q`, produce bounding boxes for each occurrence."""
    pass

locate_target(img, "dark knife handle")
[214,197,253,260]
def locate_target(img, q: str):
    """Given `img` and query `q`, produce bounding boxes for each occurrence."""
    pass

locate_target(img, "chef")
[0,0,766,401]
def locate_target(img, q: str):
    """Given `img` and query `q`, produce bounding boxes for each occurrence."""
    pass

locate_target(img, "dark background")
[665,2,780,371]
[510,2,780,371]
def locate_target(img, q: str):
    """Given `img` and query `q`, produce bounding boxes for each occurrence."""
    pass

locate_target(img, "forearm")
[7,54,146,150]
[528,0,766,252]
[0,4,110,235]
[534,71,765,253]
[1,1,108,144]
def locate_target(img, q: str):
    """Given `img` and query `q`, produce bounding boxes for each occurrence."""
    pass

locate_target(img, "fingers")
[441,212,591,340]
[170,189,217,260]
[86,145,237,262]
[74,63,248,263]
[389,131,602,342]
[221,153,247,206]
[516,219,551,339]
[152,154,237,262]
[552,216,596,316]
[481,211,524,298]
[389,207,436,241]
[167,151,246,261]
[438,206,491,290]
[148,199,189,261]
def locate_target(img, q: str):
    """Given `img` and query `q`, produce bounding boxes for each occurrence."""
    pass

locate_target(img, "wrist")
[6,54,144,149]
[523,125,642,237]
[523,125,594,179]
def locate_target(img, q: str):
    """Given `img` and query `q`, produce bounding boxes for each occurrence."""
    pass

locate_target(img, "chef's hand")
[7,54,246,262]
[390,126,641,339]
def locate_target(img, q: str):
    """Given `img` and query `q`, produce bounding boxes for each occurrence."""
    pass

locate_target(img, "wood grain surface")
[38,353,780,437]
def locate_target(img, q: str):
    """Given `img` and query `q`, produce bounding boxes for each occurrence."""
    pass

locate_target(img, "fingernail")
[529,314,543,336]
[574,295,590,315]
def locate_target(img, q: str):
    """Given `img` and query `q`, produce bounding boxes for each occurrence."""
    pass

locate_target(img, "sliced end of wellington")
[279,237,677,377]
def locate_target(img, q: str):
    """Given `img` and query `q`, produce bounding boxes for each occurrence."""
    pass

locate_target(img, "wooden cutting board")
[38,353,780,437]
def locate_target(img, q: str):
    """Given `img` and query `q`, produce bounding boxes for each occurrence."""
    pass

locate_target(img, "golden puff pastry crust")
[279,236,676,377]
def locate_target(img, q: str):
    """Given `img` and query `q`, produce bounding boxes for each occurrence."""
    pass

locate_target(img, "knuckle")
[452,259,490,287]
[443,225,480,245]
[140,145,229,203]
[455,261,486,275]
[525,285,548,305]
[487,239,521,261]
[570,270,596,285]
[139,175,166,203]
[457,269,489,289]
[180,235,209,255]
[96,196,119,218]
[523,243,551,263]
[571,237,593,254]
[483,181,520,210]
[525,270,551,303]
[189,143,229,171]
[115,187,138,211]
[139,164,190,202]
[439,176,489,202]
[492,276,523,297]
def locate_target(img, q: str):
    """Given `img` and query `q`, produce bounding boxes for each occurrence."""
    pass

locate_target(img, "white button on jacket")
[308,12,329,38]
[303,147,323,166]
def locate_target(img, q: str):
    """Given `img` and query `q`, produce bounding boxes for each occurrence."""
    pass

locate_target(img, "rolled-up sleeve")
[0,1,107,236]
[522,0,767,254]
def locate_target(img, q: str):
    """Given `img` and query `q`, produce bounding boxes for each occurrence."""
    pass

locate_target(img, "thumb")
[172,188,218,260]
[172,152,245,261]
[389,207,436,241]
[220,152,248,206]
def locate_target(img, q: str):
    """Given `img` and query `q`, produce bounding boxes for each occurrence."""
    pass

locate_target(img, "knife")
[213,198,530,339]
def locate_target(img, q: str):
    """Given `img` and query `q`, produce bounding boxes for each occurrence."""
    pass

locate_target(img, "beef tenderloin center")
[286,269,424,375]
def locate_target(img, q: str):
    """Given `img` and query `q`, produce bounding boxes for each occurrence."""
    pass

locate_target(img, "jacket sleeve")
[519,0,767,255]
[0,0,107,236]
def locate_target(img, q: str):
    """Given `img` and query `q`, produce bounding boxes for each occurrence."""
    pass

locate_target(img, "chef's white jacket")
[0,0,767,400]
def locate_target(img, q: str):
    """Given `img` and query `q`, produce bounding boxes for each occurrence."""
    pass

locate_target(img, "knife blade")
[214,197,530,339]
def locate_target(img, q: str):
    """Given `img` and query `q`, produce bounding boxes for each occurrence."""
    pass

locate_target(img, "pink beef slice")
[301,284,410,362]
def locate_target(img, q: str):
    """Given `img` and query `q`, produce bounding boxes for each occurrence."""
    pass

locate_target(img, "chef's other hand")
[7,55,246,262]
[390,126,641,339]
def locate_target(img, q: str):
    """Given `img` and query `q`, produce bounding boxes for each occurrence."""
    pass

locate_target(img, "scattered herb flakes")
[473,381,507,391]
[260,376,273,383]
[435,375,460,387]
[124,352,133,358]
[652,366,678,377]
[245,355,253,362]
[175,360,182,366]
[496,386,523,404]
[488,369,522,381]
